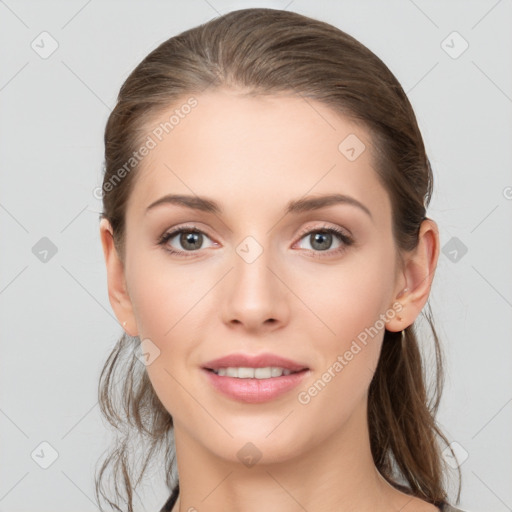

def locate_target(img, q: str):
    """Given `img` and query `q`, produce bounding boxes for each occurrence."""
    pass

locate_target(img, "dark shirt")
[158,484,178,512]
[158,484,467,512]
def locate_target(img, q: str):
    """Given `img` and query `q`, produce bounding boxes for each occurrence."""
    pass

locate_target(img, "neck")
[171,399,408,512]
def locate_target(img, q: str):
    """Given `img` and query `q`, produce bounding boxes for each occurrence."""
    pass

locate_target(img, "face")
[111,88,407,464]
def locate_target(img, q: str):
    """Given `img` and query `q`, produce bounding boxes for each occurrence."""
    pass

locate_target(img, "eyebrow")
[145,193,373,220]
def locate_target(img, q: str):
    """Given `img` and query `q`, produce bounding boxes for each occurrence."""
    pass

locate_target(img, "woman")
[96,8,466,512]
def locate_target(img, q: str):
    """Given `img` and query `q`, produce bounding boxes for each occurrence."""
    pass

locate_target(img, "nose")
[220,240,290,334]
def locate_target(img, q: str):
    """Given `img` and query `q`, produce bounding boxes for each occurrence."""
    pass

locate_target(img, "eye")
[158,225,216,257]
[294,225,354,257]
[157,224,354,259]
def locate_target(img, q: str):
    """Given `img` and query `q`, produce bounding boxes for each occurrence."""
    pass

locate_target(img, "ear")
[386,218,440,332]
[99,218,138,336]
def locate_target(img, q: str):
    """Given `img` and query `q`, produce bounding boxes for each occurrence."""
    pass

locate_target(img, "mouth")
[202,366,310,403]
[202,352,310,375]
[203,366,307,379]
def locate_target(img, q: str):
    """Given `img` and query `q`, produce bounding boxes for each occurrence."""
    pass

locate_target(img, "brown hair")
[96,7,461,511]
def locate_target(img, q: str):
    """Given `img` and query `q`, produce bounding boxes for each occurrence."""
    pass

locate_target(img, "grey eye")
[308,232,333,251]
[179,231,204,251]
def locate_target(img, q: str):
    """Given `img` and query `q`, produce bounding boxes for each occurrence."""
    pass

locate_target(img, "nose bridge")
[221,232,288,330]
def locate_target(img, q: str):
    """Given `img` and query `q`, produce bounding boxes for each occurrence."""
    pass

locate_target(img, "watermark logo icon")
[236,236,263,264]
[32,237,58,263]
[31,441,59,469]
[338,134,366,162]
[441,31,469,59]
[31,31,59,59]
[236,442,262,468]
[134,338,161,366]
[442,236,468,263]
[442,441,469,469]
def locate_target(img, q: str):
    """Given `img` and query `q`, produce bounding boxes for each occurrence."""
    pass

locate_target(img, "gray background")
[1,1,511,511]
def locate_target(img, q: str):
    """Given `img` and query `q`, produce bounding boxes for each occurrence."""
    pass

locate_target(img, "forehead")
[126,88,391,222]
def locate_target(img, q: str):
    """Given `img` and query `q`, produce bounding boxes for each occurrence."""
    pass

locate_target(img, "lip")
[202,367,310,403]
[202,352,310,372]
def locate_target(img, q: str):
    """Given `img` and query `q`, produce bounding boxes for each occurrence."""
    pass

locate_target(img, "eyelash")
[157,224,354,259]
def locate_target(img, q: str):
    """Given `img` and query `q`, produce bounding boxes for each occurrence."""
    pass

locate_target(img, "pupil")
[181,231,202,250]
[311,232,331,251]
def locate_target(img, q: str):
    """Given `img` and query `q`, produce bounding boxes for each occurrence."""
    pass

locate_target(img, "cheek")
[126,248,206,339]
[294,274,388,438]
[295,246,396,352]
[292,244,396,411]
[125,250,213,410]
[127,265,201,416]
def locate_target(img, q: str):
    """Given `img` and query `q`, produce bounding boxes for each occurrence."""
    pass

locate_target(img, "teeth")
[213,367,294,378]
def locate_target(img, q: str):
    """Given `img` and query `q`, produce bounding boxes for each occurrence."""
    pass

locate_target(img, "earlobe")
[386,219,440,332]
[99,218,138,336]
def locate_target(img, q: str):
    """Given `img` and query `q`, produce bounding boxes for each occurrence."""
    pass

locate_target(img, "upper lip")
[202,353,309,372]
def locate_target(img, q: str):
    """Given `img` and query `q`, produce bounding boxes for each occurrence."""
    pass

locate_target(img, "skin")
[100,88,440,512]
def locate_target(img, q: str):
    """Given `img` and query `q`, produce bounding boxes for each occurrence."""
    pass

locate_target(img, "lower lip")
[202,368,310,403]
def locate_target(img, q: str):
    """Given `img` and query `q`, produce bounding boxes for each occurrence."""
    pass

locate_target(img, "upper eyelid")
[163,222,348,236]
[295,222,351,238]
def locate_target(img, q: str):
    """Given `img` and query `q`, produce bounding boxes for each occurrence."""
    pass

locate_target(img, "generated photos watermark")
[94,96,198,199]
[297,301,403,405]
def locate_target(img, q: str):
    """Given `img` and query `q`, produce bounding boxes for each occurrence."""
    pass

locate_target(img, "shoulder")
[389,482,467,512]
[440,504,469,512]
[406,500,468,512]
